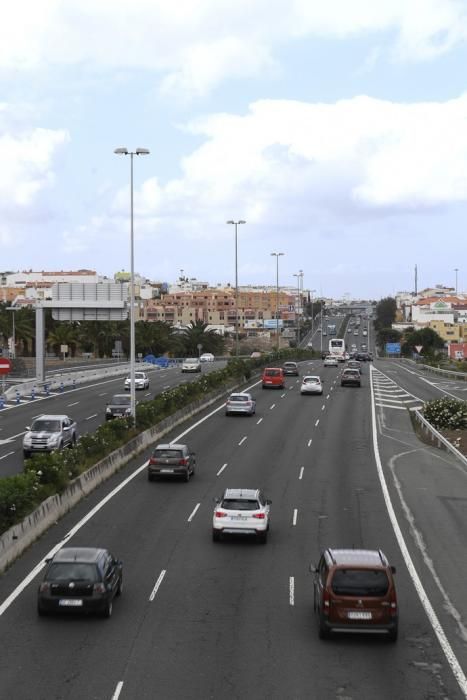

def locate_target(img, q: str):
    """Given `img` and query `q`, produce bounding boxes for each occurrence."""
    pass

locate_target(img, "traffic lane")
[0,362,227,475]
[375,397,467,688]
[289,381,463,699]
[0,370,335,698]
[387,361,467,402]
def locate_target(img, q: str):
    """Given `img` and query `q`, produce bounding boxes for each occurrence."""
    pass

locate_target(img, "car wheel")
[148,473,154,482]
[185,470,191,482]
[387,625,398,643]
[37,602,47,617]
[116,577,123,597]
[225,411,229,416]
[70,434,77,449]
[318,612,330,640]
[257,531,268,544]
[102,599,113,618]
[212,529,221,542]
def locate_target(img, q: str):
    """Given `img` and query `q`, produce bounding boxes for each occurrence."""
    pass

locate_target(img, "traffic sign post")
[0,358,12,375]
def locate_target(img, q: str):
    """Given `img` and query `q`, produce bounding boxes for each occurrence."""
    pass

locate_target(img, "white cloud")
[0,1,466,95]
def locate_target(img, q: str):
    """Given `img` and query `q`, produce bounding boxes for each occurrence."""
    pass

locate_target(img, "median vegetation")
[0,349,312,535]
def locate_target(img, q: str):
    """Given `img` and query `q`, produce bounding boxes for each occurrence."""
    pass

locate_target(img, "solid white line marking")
[256,417,263,424]
[307,439,312,447]
[238,436,247,446]
[149,569,166,602]
[67,401,79,407]
[289,576,295,606]
[85,414,98,420]
[187,503,200,522]
[112,682,124,700]
[292,509,298,526]
[315,419,319,427]
[217,463,228,476]
[370,366,467,697]
[299,467,304,480]
[270,404,276,410]
[0,451,14,461]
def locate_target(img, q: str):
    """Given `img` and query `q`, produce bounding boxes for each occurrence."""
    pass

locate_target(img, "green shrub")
[0,472,39,532]
[423,397,467,430]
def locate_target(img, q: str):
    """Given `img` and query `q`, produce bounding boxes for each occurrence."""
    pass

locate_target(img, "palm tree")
[179,320,225,356]
[46,324,79,357]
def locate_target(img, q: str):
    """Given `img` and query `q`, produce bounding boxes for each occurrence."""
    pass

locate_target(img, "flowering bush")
[423,397,467,430]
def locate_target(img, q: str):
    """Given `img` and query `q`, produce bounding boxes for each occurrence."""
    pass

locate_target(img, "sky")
[1,0,467,300]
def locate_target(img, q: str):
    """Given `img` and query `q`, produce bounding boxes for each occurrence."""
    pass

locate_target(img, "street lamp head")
[271,252,284,257]
[226,220,246,225]
[136,148,150,155]
[114,147,128,155]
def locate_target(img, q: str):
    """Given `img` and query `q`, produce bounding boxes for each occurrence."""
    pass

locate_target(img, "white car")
[212,488,271,543]
[124,371,149,390]
[181,358,202,373]
[300,376,323,395]
[323,356,338,367]
[200,353,215,362]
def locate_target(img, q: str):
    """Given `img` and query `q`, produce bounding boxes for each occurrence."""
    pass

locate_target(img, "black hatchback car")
[37,547,123,618]
[147,443,196,481]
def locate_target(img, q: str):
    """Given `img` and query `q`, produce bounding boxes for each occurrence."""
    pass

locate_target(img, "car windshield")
[31,419,61,432]
[111,396,130,405]
[185,359,198,363]
[135,373,145,379]
[229,395,248,402]
[153,450,182,459]
[221,499,260,511]
[46,562,99,582]
[331,569,389,597]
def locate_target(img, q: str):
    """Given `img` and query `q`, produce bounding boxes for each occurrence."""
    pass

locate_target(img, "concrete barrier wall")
[0,381,239,574]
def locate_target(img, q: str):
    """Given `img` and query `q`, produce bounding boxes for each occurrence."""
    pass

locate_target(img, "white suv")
[181,358,202,373]
[212,488,271,543]
[124,371,149,390]
[23,414,78,459]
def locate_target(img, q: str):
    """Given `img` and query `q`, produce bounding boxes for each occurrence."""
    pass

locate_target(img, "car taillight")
[94,583,106,594]
[252,513,265,519]
[390,600,397,616]
[215,510,227,518]
[39,582,50,593]
[179,458,188,466]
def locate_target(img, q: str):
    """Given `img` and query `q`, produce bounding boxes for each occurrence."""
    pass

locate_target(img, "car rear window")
[304,378,319,383]
[221,499,260,510]
[229,395,248,402]
[264,369,281,377]
[153,450,182,459]
[284,363,296,368]
[331,569,389,597]
[46,563,99,582]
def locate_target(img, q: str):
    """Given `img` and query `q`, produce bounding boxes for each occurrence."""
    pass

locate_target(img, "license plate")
[348,611,372,620]
[59,599,83,607]
[232,514,247,520]
[160,468,174,473]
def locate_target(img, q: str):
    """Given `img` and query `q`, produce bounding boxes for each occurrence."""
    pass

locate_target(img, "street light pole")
[114,146,150,425]
[293,270,303,347]
[310,289,316,341]
[271,252,284,351]
[454,268,459,294]
[227,220,246,356]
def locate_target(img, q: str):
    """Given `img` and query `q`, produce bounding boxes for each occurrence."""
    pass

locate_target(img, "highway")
[0,361,225,477]
[0,325,466,698]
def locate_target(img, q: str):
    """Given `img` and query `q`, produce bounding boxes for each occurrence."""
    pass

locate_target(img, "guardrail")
[1,362,157,401]
[398,358,467,382]
[412,409,467,468]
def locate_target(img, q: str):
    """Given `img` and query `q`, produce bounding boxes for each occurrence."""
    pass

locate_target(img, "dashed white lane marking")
[85,414,98,420]
[289,577,295,606]
[326,394,330,399]
[238,436,247,446]
[217,463,228,476]
[256,418,263,424]
[111,681,124,700]
[67,401,79,407]
[187,503,200,522]
[164,385,171,389]
[292,509,298,526]
[321,404,325,411]
[0,451,14,461]
[307,439,312,447]
[299,467,304,480]
[98,392,107,397]
[270,404,276,410]
[149,569,166,602]
[315,419,319,427]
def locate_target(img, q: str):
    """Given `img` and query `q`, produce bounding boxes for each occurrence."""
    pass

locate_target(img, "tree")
[179,321,225,356]
[46,324,79,357]
[376,328,402,347]
[402,327,444,357]
[374,297,397,330]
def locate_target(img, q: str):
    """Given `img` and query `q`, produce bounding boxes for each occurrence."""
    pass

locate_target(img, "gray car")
[23,414,78,459]
[147,443,196,481]
[225,392,256,416]
[105,394,132,420]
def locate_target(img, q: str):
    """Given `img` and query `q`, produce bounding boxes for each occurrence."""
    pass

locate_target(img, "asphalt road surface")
[0,352,466,699]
